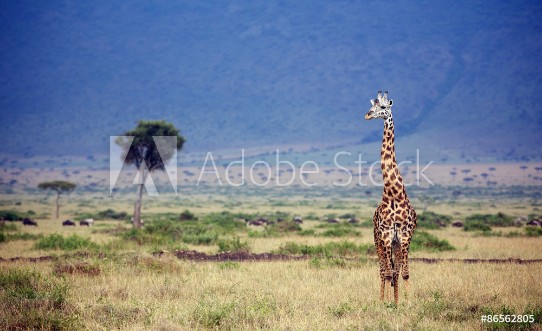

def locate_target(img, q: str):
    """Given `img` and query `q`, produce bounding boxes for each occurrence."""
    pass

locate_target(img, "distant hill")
[1,1,541,161]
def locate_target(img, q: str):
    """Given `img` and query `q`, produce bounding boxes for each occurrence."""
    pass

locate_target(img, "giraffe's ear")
[388,99,393,107]
[370,99,375,106]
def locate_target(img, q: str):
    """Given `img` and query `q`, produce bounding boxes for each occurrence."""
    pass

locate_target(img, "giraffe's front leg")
[374,228,386,301]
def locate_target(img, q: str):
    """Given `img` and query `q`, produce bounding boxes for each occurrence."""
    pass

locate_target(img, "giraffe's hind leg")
[400,236,412,300]
[392,233,403,304]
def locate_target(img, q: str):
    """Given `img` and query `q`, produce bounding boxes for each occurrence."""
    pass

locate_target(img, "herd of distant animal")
[18,218,95,227]
[10,216,542,228]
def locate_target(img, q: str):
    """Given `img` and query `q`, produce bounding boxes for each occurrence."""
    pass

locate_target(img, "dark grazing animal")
[452,221,464,228]
[527,219,541,227]
[62,220,76,227]
[79,220,90,227]
[23,218,38,226]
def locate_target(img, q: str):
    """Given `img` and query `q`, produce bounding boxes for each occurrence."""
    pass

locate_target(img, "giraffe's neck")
[380,115,405,200]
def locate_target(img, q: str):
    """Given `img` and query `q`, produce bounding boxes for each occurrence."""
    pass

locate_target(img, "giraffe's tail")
[391,224,402,287]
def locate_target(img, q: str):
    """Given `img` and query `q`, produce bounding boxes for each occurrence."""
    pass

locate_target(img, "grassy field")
[1,180,542,330]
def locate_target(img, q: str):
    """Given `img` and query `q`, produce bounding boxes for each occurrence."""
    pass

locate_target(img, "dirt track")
[1,250,542,264]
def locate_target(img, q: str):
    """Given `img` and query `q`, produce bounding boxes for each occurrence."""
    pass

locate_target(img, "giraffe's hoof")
[403,274,409,280]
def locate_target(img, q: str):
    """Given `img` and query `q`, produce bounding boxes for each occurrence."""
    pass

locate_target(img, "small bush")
[0,210,24,221]
[464,221,492,232]
[34,234,98,251]
[98,209,128,220]
[320,226,360,237]
[525,226,542,237]
[123,220,219,246]
[465,213,513,227]
[180,209,197,221]
[417,211,452,229]
[201,212,246,233]
[217,237,250,252]
[410,231,455,252]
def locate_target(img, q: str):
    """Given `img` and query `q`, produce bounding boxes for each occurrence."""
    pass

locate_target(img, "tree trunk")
[56,192,60,219]
[133,183,144,229]
[132,169,147,229]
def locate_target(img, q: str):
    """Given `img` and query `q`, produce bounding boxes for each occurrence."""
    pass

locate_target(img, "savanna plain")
[1,165,542,330]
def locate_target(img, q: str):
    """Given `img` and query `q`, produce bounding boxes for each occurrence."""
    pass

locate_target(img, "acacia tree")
[38,180,76,219]
[116,120,185,229]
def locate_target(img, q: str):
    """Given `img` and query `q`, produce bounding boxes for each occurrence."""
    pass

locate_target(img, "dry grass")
[1,257,540,330]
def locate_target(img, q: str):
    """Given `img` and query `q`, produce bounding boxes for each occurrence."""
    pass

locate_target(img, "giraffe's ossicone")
[364,91,417,304]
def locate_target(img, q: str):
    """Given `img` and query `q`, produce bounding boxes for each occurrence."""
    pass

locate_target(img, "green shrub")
[217,237,250,252]
[201,212,246,233]
[417,211,452,229]
[464,221,492,232]
[98,209,129,220]
[0,210,24,221]
[0,268,79,330]
[123,219,219,246]
[180,209,197,221]
[465,213,513,227]
[525,226,542,237]
[34,234,98,251]
[320,226,360,237]
[410,231,455,252]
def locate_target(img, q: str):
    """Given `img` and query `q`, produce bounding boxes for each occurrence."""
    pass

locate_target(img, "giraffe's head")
[365,91,393,120]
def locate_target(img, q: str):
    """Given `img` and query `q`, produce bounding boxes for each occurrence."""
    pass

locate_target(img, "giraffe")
[364,91,417,304]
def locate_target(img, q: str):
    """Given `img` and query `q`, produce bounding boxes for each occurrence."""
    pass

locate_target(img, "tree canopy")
[37,181,76,193]
[116,120,185,171]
